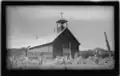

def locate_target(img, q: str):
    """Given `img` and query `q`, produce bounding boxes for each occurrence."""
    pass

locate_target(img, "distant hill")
[7,47,114,59]
[94,48,114,55]
[78,47,114,58]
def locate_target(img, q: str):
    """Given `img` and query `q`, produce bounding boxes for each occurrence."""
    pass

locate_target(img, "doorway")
[62,42,71,57]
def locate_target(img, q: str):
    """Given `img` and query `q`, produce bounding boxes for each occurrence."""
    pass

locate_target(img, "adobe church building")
[27,13,80,59]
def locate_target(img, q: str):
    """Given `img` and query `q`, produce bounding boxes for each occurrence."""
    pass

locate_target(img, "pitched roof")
[9,28,80,49]
[29,28,66,49]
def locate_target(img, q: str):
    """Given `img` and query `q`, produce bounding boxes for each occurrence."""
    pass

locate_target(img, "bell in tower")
[56,12,68,33]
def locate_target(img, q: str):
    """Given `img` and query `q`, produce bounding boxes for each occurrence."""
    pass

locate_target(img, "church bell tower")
[56,12,68,33]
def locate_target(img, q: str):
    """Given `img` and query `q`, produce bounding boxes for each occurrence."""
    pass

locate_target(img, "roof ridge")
[29,28,67,48]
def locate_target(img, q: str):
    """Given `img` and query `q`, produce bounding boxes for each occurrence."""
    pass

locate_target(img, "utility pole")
[26,46,30,57]
[104,32,111,57]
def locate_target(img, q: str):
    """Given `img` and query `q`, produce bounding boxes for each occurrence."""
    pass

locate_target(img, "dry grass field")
[7,56,114,70]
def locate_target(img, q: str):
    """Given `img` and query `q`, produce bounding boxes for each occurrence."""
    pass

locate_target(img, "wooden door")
[63,48,69,56]
[62,43,71,56]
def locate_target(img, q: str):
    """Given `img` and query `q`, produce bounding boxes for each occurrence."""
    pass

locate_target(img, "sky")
[7,6,114,51]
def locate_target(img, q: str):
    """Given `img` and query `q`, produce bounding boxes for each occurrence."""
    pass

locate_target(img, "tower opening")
[56,12,68,33]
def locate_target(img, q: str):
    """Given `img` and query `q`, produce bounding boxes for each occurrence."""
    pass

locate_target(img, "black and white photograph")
[6,4,115,70]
